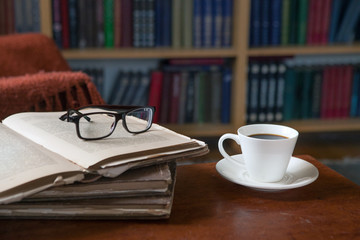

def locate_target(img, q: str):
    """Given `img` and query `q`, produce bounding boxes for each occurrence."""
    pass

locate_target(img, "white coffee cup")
[218,124,299,183]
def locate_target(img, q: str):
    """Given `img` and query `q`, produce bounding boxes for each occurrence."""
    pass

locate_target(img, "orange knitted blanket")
[0,71,105,120]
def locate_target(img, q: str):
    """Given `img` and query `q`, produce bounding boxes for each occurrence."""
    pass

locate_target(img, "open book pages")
[0,162,177,219]
[0,124,84,204]
[2,111,208,172]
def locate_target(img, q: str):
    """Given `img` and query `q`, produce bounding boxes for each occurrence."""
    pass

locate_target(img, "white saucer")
[216,154,319,191]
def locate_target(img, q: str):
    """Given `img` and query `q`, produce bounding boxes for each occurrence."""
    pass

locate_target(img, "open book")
[0,111,208,204]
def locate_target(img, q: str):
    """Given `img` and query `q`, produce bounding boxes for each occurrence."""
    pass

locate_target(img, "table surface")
[1,155,360,240]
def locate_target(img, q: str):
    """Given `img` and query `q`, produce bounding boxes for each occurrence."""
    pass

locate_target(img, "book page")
[3,111,204,169]
[0,124,84,204]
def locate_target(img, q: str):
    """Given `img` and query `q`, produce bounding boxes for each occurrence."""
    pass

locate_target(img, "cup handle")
[218,133,244,167]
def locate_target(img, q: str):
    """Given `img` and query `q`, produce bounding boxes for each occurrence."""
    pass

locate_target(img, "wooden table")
[1,155,359,239]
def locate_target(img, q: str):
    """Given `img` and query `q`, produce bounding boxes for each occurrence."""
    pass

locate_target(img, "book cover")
[148,71,164,123]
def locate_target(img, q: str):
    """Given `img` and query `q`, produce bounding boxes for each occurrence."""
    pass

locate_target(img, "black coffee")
[248,133,288,140]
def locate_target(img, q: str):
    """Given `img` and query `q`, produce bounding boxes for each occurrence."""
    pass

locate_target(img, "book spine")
[60,0,70,49]
[133,0,141,47]
[297,0,308,45]
[342,65,353,118]
[283,66,297,121]
[221,0,232,47]
[212,0,222,48]
[162,0,171,47]
[275,62,286,121]
[266,62,277,121]
[169,72,182,123]
[52,0,62,48]
[104,0,114,48]
[114,0,122,48]
[350,66,360,117]
[183,0,193,48]
[320,0,332,44]
[0,0,6,35]
[193,0,202,48]
[78,0,87,48]
[210,69,222,123]
[31,0,41,32]
[95,0,104,47]
[154,0,163,46]
[281,0,290,45]
[249,0,261,47]
[68,0,78,48]
[185,72,195,123]
[147,0,155,47]
[160,72,172,123]
[172,0,182,48]
[258,62,269,122]
[202,0,213,48]
[148,71,164,123]
[121,0,133,47]
[260,0,270,46]
[221,67,232,123]
[169,58,225,65]
[270,0,282,46]
[247,62,260,123]
[311,69,323,118]
[301,68,313,119]
[288,0,298,45]
[178,71,189,124]
[328,0,342,44]
[306,0,316,45]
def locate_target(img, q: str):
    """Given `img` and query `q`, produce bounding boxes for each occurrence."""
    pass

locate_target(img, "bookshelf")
[36,0,360,137]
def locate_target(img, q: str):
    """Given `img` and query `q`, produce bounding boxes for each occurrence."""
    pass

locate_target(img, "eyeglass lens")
[79,113,116,139]
[125,108,152,133]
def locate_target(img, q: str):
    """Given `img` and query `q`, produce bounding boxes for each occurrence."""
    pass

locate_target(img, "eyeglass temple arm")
[59,109,91,122]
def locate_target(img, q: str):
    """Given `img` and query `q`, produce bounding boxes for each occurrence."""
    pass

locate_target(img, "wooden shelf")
[284,118,360,133]
[162,123,236,137]
[62,48,237,59]
[248,45,360,56]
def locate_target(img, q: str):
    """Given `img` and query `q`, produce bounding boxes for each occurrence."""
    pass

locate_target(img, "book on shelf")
[0,110,208,205]
[0,162,177,219]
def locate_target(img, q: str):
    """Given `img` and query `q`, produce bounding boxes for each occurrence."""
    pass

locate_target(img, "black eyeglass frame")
[59,105,156,140]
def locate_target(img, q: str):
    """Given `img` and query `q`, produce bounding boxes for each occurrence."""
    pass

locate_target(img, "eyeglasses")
[59,105,155,140]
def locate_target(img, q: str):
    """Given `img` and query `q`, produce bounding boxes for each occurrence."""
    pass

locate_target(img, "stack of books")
[0,110,208,219]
